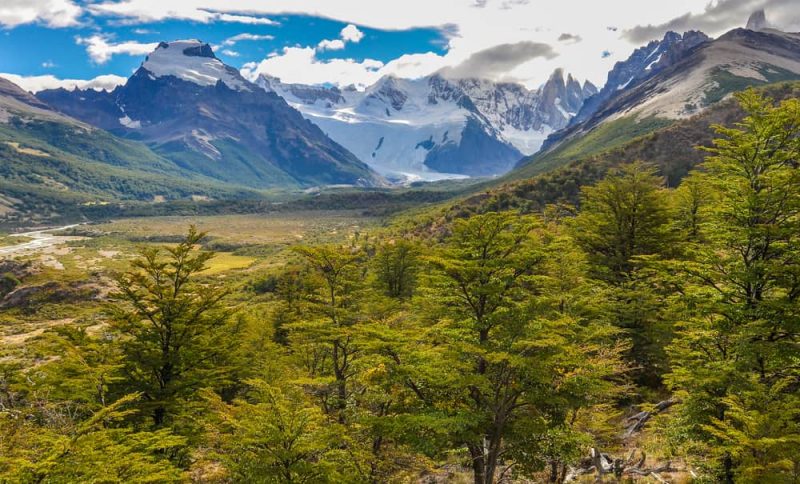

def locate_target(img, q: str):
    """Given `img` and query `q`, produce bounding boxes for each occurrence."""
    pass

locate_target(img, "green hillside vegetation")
[513,115,674,180]
[0,117,260,225]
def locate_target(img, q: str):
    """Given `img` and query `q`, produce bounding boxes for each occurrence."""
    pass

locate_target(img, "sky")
[0,0,798,93]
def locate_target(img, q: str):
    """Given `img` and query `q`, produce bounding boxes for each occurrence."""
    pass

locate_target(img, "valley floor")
[0,210,379,349]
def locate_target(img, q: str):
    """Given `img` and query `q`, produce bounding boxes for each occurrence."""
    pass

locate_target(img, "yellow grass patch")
[201,252,256,275]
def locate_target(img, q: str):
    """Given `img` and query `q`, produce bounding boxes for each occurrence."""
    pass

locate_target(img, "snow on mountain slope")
[142,40,249,91]
[257,71,595,181]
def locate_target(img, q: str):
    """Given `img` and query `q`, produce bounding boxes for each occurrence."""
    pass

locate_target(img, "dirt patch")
[1,318,74,346]
[4,141,50,157]
[0,280,107,310]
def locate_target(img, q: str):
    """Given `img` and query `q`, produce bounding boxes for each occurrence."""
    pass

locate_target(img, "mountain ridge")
[37,40,384,189]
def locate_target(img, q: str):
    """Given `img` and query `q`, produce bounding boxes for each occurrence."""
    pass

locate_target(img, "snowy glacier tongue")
[142,40,248,91]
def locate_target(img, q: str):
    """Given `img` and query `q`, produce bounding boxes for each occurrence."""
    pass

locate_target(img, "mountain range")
[1,11,799,225]
[259,69,596,180]
[518,20,800,177]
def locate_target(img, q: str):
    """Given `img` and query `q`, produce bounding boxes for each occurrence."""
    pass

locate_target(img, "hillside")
[0,77,256,226]
[513,28,800,179]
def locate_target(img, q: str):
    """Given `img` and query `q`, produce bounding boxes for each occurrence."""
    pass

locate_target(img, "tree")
[571,161,673,282]
[289,245,366,424]
[204,381,355,483]
[0,393,185,483]
[110,226,239,426]
[412,212,625,483]
[571,162,675,388]
[666,90,800,481]
[373,239,419,299]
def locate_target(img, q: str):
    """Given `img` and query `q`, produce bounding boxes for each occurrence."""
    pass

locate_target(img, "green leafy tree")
[373,239,419,299]
[290,245,366,424]
[0,393,185,483]
[204,380,356,483]
[409,212,625,483]
[110,226,239,426]
[571,162,675,388]
[571,161,674,282]
[666,90,800,482]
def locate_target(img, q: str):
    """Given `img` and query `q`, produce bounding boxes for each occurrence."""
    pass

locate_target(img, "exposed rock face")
[572,31,710,125]
[37,40,383,188]
[0,77,50,110]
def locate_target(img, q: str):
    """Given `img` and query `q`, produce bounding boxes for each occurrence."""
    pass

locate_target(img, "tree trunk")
[721,453,734,484]
[469,443,487,484]
[153,405,166,426]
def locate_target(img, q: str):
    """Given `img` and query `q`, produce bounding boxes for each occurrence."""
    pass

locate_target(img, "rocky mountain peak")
[746,9,769,31]
[582,80,598,97]
[571,30,710,124]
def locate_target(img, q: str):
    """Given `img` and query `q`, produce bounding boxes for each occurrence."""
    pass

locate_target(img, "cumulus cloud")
[0,73,127,93]
[340,24,365,43]
[440,41,557,80]
[76,35,158,64]
[241,47,385,87]
[0,0,82,28]
[317,24,365,51]
[221,49,240,57]
[317,39,346,51]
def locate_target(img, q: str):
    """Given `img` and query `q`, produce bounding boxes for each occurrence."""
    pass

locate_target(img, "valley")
[1,6,800,483]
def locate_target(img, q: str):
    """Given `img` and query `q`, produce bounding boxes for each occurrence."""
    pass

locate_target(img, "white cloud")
[86,0,735,87]
[241,47,384,87]
[222,49,240,57]
[241,47,451,88]
[0,73,127,93]
[87,2,276,25]
[340,24,364,43]
[220,33,274,47]
[316,23,364,51]
[0,0,81,28]
[77,35,158,64]
[317,39,346,51]
[213,12,276,25]
[16,0,785,88]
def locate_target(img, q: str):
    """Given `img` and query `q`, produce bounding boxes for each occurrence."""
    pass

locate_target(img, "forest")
[1,90,799,483]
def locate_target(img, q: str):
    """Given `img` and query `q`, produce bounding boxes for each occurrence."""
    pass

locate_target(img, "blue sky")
[0,0,793,92]
[0,14,448,81]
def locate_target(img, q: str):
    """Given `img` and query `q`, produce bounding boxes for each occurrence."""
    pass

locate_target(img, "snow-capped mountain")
[257,70,596,181]
[37,40,383,189]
